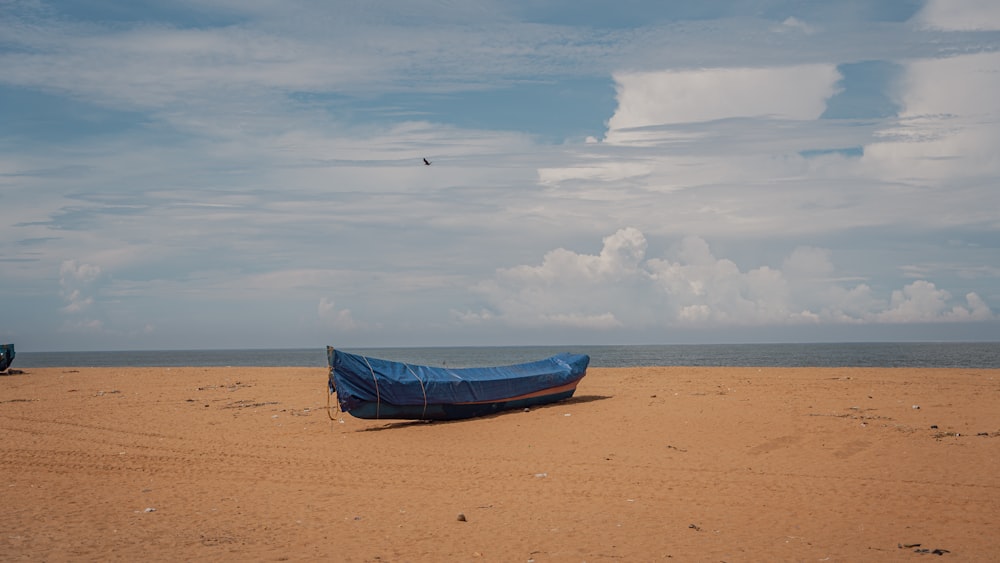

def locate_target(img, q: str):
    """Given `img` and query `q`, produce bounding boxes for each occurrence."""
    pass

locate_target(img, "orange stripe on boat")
[455,377,584,405]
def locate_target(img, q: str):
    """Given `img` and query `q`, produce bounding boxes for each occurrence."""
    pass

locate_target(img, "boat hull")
[345,384,580,420]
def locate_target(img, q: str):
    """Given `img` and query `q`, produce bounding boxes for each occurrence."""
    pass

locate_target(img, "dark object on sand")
[0,344,13,372]
[326,347,589,420]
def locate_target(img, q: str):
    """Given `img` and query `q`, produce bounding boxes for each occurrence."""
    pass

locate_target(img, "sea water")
[14,342,1000,369]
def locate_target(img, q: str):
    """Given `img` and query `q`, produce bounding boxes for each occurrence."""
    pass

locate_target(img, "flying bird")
[423,158,431,166]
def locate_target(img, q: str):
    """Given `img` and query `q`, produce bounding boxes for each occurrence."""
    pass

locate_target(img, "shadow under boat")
[350,394,613,432]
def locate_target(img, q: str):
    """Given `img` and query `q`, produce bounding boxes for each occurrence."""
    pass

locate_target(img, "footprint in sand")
[833,440,871,459]
[748,435,802,455]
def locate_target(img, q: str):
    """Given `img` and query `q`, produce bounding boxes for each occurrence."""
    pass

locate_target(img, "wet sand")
[2,365,998,561]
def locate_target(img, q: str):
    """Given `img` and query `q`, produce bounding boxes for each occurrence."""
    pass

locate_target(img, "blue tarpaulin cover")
[327,347,589,417]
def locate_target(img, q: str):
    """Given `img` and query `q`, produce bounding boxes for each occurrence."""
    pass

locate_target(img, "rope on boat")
[326,346,342,422]
[327,369,341,421]
[404,364,429,420]
[327,351,427,421]
[362,355,381,419]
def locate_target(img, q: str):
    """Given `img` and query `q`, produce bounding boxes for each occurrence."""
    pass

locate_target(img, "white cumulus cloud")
[606,64,841,142]
[915,0,1000,31]
[863,51,1000,185]
[464,229,994,330]
[318,297,358,330]
[59,260,102,316]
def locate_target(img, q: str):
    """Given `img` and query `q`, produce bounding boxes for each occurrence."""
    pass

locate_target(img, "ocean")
[12,342,1000,369]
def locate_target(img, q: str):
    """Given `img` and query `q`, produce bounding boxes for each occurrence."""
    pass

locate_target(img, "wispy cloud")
[1,0,998,350]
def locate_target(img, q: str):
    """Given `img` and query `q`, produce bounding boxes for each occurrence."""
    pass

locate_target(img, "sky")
[2,0,1000,352]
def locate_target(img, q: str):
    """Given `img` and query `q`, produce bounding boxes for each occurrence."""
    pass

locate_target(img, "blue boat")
[326,347,590,420]
[0,344,13,372]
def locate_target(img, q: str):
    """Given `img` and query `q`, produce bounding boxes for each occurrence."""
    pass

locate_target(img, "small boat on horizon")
[326,347,590,420]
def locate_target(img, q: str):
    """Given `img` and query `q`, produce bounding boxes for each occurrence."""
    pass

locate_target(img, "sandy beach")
[1,365,998,561]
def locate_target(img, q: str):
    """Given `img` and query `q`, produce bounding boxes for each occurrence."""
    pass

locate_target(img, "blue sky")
[2,0,999,351]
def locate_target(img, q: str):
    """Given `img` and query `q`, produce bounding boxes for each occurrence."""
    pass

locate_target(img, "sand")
[1,365,998,561]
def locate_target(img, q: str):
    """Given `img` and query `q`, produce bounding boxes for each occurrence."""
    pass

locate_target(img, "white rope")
[405,364,428,419]
[326,376,343,422]
[362,356,381,419]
